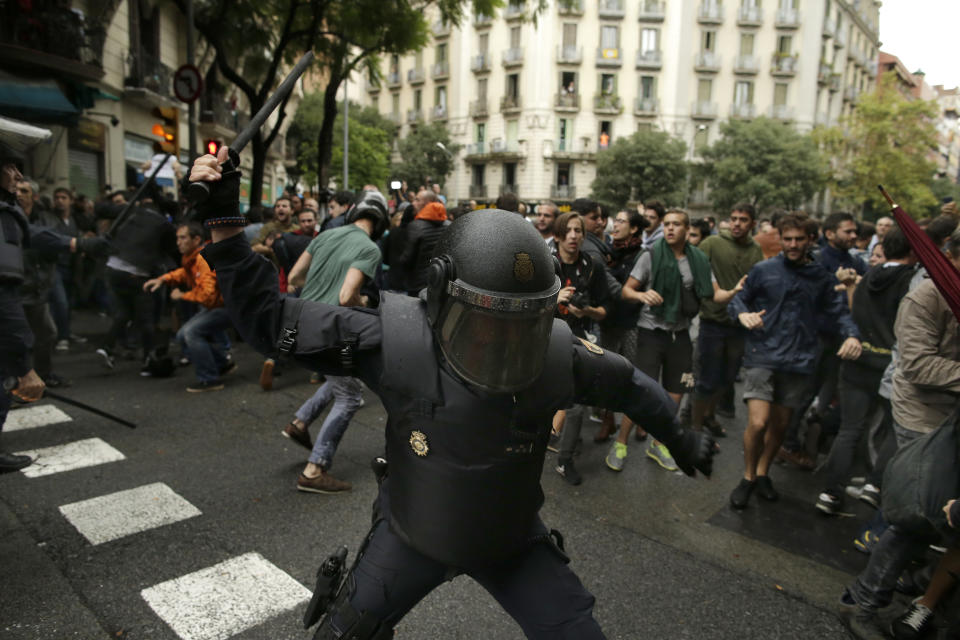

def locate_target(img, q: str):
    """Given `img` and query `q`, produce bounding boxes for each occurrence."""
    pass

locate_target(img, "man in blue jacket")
[727,214,862,509]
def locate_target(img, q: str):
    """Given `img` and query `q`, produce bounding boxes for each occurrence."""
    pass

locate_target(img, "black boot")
[0,452,33,473]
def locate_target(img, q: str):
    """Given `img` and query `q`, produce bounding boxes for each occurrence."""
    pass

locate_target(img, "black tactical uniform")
[199,200,715,639]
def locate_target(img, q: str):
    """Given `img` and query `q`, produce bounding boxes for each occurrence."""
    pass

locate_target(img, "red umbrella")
[879,185,960,322]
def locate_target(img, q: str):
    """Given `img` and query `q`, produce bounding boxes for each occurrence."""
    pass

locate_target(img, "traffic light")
[151,106,179,154]
[205,139,221,156]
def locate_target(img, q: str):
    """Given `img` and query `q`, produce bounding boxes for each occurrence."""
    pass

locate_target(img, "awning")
[0,72,79,125]
[0,116,53,153]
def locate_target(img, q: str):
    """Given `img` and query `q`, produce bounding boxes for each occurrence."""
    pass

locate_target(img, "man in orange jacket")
[143,222,235,392]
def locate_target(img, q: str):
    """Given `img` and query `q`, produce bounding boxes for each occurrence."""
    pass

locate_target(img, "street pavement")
[0,312,874,639]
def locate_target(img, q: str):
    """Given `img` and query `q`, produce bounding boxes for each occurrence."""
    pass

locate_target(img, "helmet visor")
[437,295,556,393]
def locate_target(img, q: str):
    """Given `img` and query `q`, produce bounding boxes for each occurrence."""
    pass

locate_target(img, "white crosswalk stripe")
[5,404,73,432]
[141,552,311,640]
[58,483,202,545]
[15,437,126,478]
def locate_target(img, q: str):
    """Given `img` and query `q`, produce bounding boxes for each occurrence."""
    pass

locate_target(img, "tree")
[590,129,688,209]
[290,97,396,190]
[700,117,826,215]
[390,122,461,189]
[815,72,939,218]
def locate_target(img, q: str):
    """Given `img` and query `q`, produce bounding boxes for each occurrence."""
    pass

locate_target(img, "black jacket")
[397,218,445,293]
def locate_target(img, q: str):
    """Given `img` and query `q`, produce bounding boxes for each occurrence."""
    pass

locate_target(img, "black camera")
[569,291,589,308]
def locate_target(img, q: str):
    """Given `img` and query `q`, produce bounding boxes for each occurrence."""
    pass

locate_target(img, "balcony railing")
[866,60,878,77]
[471,53,491,73]
[386,71,401,87]
[555,93,581,111]
[829,73,842,92]
[734,54,759,74]
[692,101,718,119]
[125,51,174,99]
[433,21,451,38]
[473,13,493,28]
[775,8,800,28]
[0,3,105,81]
[636,49,662,69]
[598,0,625,19]
[558,0,584,16]
[638,1,665,21]
[500,95,522,113]
[465,142,486,156]
[771,54,798,76]
[834,29,846,48]
[432,61,449,80]
[407,68,425,84]
[823,16,836,38]
[818,62,832,84]
[469,184,488,199]
[489,139,521,155]
[366,78,381,93]
[697,3,724,24]
[634,97,659,115]
[388,111,401,124]
[694,51,721,72]
[504,2,525,20]
[557,45,582,64]
[844,85,859,102]
[432,105,447,121]
[502,47,524,67]
[737,5,762,26]
[500,184,519,196]
[551,185,577,199]
[407,109,422,123]
[596,47,622,67]
[730,103,756,119]
[593,94,623,114]
[770,105,794,121]
[199,98,242,134]
[469,99,489,118]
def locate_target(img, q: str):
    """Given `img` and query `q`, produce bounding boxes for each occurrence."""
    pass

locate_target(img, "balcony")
[694,51,721,72]
[465,142,487,157]
[473,13,493,28]
[771,54,798,77]
[199,98,241,138]
[432,61,449,80]
[834,29,846,48]
[829,73,842,92]
[866,60,878,77]
[697,3,724,24]
[638,1,666,21]
[386,71,402,88]
[817,62,831,85]
[124,51,175,103]
[729,103,756,119]
[500,95,522,114]
[432,105,447,121]
[388,111,401,124]
[775,8,800,29]
[634,97,659,116]
[737,6,763,27]
[0,4,105,83]
[593,94,623,115]
[557,45,582,65]
[558,0,584,16]
[770,105,794,121]
[823,16,836,38]
[407,68,425,84]
[469,184,488,199]
[502,47,524,68]
[551,185,577,199]
[469,99,489,118]
[734,54,759,74]
[598,0,625,19]
[471,53,491,73]
[550,138,596,160]
[366,78,381,93]
[691,101,718,119]
[489,139,522,158]
[844,85,859,102]
[504,2,525,21]
[596,47,622,67]
[407,109,422,123]
[433,21,451,38]
[500,184,519,196]
[555,93,581,112]
[636,49,662,70]
[850,47,865,68]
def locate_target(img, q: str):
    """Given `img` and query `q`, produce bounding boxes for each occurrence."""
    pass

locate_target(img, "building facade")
[362,0,880,209]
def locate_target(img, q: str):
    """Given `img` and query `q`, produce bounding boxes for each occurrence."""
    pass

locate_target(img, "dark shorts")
[695,320,746,396]
[741,367,810,409]
[635,327,693,395]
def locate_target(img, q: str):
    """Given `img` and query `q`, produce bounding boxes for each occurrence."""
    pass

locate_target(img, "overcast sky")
[878,0,959,89]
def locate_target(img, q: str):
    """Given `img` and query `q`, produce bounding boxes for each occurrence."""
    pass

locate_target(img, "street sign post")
[173,65,203,104]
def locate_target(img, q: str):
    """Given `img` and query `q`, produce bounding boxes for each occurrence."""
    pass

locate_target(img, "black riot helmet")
[426,209,561,393]
[345,190,389,241]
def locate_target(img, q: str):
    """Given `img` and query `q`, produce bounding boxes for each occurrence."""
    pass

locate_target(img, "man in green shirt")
[279,191,386,493]
[691,203,764,437]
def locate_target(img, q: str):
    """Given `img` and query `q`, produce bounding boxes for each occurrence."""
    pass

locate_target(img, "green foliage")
[390,122,461,189]
[590,129,688,209]
[930,176,960,216]
[700,117,826,215]
[815,72,940,218]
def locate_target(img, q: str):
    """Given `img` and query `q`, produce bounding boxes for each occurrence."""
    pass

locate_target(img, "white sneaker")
[55,339,70,352]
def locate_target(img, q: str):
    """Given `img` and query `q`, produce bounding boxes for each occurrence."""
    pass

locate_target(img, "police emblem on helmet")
[513,252,534,282]
[409,430,429,457]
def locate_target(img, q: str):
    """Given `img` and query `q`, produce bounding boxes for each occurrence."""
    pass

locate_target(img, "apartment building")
[362,0,880,207]
[0,0,293,209]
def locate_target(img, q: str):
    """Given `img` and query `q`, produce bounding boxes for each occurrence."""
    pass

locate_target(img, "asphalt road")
[0,312,872,639]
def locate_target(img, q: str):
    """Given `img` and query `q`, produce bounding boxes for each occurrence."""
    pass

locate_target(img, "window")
[414,89,422,110]
[557,163,571,187]
[472,164,485,186]
[478,77,488,100]
[510,26,521,48]
[742,0,759,7]
[739,33,754,56]
[389,54,399,74]
[640,28,659,53]
[558,118,570,150]
[436,86,447,109]
[640,75,657,100]
[506,120,519,144]
[506,73,519,99]
[701,30,716,52]
[560,71,577,94]
[600,73,616,95]
[391,94,400,117]
[476,123,486,142]
[504,162,517,187]
[693,125,709,154]
[415,51,423,67]
[600,25,619,49]
[437,43,448,63]
[734,80,754,105]
[779,0,797,9]
[563,23,577,47]
[697,78,713,102]
[777,35,792,55]
[599,121,612,148]
[773,82,788,106]
[479,33,489,53]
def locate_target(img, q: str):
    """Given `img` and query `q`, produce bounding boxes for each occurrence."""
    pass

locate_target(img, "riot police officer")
[190,147,716,639]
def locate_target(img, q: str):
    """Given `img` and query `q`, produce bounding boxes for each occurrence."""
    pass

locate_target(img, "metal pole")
[186,0,197,162]
[342,75,349,190]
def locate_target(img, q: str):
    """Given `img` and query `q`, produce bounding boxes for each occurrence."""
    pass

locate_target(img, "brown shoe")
[260,358,275,391]
[776,446,815,470]
[282,423,312,450]
[297,472,351,494]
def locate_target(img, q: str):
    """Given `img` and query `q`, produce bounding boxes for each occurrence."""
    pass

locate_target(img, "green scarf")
[650,238,714,324]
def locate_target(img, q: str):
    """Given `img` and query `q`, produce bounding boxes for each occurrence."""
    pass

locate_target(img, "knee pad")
[311,577,393,640]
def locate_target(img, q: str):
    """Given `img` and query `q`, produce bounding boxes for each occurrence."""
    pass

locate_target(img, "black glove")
[77,236,112,258]
[669,429,717,478]
[192,148,242,225]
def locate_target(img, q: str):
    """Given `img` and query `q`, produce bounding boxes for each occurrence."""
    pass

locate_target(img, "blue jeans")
[176,307,233,382]
[295,375,363,469]
[48,266,71,340]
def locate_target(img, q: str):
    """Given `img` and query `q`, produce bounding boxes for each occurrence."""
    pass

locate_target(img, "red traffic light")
[205,139,221,155]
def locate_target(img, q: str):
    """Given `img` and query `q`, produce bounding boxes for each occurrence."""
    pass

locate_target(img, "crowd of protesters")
[3,150,960,639]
